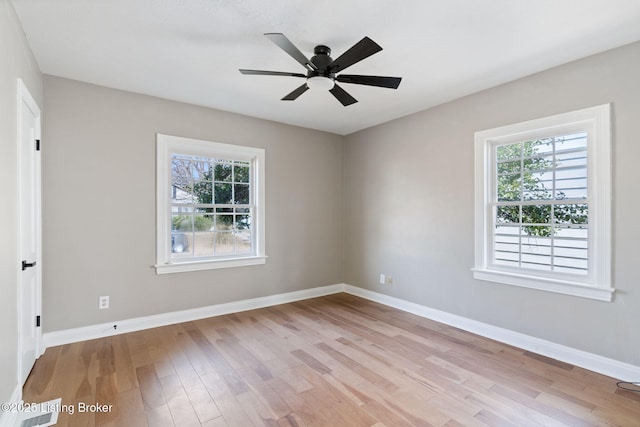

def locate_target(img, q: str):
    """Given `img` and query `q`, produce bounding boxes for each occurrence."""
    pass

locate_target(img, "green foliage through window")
[495,135,588,237]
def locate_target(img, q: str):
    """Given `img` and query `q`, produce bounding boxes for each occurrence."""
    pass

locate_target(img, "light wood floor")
[23,293,640,426]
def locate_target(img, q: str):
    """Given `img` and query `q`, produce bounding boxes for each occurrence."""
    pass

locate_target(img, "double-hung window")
[473,104,612,301]
[156,134,265,274]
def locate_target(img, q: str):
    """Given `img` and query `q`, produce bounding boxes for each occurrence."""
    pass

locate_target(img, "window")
[473,105,612,301]
[156,134,265,274]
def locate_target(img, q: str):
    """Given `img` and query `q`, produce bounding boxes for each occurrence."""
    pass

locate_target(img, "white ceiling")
[12,0,640,135]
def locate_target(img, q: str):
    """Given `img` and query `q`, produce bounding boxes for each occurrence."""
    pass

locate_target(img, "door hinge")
[22,260,36,271]
[36,315,41,327]
[35,139,40,151]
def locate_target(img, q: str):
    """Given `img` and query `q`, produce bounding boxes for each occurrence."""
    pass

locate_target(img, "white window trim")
[155,134,266,274]
[472,104,613,301]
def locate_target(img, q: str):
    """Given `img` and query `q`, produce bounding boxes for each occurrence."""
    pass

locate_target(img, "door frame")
[17,78,43,386]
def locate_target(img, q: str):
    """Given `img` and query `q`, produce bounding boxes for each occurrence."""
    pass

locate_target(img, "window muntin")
[156,134,265,273]
[473,104,612,301]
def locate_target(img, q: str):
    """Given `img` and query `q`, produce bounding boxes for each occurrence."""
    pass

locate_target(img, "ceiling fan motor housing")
[309,45,335,79]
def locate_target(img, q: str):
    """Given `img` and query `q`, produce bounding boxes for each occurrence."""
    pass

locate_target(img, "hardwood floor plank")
[183,377,222,423]
[23,294,635,426]
[115,388,147,427]
[159,374,201,426]
[208,389,255,427]
[135,364,166,410]
[22,344,61,399]
[474,408,521,427]
[236,367,292,419]
[360,398,415,427]
[201,417,229,427]
[145,404,174,427]
[95,373,118,426]
[113,334,138,392]
[290,349,331,375]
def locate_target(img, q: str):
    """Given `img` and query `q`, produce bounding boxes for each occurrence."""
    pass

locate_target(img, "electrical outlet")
[99,296,109,309]
[379,274,386,285]
[386,276,394,286]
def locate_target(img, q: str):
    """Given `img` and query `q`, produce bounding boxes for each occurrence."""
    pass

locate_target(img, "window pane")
[522,154,552,174]
[523,173,553,201]
[523,188,553,201]
[171,157,191,182]
[214,232,234,255]
[555,168,587,200]
[214,183,232,204]
[523,138,553,156]
[556,150,587,169]
[234,164,250,183]
[522,205,551,225]
[521,229,552,270]
[554,246,588,260]
[193,232,214,256]
[192,161,211,180]
[497,160,520,175]
[554,204,588,225]
[172,214,193,232]
[555,225,588,241]
[234,231,252,254]
[496,143,520,161]
[555,226,589,275]
[555,132,587,151]
[235,214,251,230]
[494,224,519,267]
[192,180,212,204]
[193,214,214,231]
[171,158,193,203]
[171,230,190,254]
[497,173,521,201]
[496,206,519,224]
[234,184,250,204]
[216,214,233,230]
[554,256,588,273]
[172,186,195,204]
[214,162,232,182]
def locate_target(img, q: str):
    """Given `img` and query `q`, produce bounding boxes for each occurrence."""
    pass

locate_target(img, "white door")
[18,79,42,384]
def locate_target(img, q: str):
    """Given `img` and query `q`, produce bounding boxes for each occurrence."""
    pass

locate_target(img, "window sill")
[471,268,614,302]
[155,256,267,274]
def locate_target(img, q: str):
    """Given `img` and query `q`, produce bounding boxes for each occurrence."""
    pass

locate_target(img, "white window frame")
[472,104,613,301]
[155,134,266,274]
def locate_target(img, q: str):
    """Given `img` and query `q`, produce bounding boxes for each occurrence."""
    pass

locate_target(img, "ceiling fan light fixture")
[307,76,335,91]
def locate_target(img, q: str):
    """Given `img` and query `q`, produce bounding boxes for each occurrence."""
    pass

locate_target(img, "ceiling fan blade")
[336,74,402,89]
[239,69,306,78]
[282,83,309,101]
[329,37,382,73]
[264,33,317,71]
[329,84,358,106]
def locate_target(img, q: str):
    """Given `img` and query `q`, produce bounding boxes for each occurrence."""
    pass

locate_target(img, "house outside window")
[156,134,266,274]
[473,104,612,301]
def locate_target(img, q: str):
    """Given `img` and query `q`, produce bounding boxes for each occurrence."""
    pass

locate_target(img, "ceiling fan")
[239,33,402,106]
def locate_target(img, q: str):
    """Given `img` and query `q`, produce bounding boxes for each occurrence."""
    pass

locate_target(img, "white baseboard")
[43,284,345,349]
[42,282,640,382]
[0,383,22,427]
[343,284,640,381]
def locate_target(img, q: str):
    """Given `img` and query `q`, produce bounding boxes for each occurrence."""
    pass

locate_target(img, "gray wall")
[0,0,42,406]
[344,41,640,365]
[42,76,344,331]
